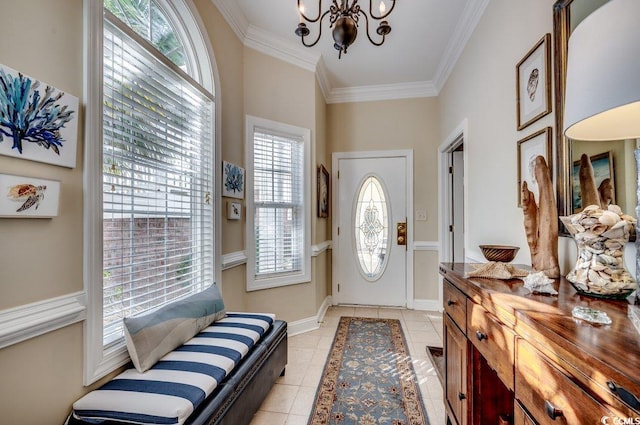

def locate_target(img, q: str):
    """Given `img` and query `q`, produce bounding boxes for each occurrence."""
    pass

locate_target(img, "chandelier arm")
[298,0,339,23]
[368,0,396,20]
[299,9,332,47]
[359,10,387,46]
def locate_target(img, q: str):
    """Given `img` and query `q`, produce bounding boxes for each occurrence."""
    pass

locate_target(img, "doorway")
[439,122,467,265]
[332,151,414,307]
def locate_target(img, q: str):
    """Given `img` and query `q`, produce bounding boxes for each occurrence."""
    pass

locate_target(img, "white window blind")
[253,130,304,277]
[102,15,214,345]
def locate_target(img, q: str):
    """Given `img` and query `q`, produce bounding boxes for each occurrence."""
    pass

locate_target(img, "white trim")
[438,119,469,315]
[312,240,332,257]
[0,292,86,349]
[245,25,319,73]
[331,149,414,308]
[222,251,247,270]
[433,0,490,92]
[413,241,440,251]
[327,81,437,104]
[287,296,332,336]
[83,0,221,385]
[413,299,443,313]
[245,116,312,292]
[211,0,248,43]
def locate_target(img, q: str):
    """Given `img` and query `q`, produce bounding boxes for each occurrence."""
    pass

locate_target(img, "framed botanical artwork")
[516,34,551,130]
[317,164,329,218]
[517,127,552,207]
[222,161,245,199]
[0,64,79,168]
[572,151,615,211]
[0,173,61,218]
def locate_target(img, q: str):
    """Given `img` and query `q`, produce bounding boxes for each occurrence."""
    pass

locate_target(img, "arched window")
[84,0,217,385]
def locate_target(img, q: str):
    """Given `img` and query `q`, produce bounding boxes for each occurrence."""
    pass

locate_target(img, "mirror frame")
[553,0,573,236]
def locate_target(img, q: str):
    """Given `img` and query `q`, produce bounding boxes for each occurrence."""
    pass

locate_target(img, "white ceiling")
[211,0,490,103]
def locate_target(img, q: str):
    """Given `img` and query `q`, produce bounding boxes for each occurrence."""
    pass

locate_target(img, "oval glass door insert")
[354,175,390,280]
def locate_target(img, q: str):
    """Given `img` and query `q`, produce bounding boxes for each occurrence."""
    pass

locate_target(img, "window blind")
[102,17,214,344]
[253,130,304,277]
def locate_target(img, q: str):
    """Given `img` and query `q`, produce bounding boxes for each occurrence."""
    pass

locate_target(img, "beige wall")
[327,98,441,300]
[438,0,558,265]
[0,1,87,423]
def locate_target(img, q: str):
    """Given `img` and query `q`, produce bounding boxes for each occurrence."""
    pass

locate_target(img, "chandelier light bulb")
[379,1,386,15]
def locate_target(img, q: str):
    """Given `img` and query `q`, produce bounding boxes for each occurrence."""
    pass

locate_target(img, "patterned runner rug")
[308,317,429,425]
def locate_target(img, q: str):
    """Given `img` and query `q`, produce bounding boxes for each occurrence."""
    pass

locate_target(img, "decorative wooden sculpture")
[578,153,601,208]
[522,155,560,278]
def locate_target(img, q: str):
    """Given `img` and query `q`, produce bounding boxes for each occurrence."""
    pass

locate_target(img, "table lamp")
[563,0,640,141]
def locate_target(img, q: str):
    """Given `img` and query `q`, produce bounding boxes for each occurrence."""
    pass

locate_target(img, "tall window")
[84,0,216,384]
[246,116,311,291]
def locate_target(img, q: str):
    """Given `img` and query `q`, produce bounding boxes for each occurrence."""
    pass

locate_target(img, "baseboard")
[413,299,442,312]
[287,295,332,336]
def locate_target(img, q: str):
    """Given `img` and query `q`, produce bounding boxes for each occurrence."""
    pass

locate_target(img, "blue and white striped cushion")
[72,313,274,425]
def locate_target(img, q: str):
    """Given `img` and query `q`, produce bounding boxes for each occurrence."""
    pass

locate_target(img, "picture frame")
[572,151,615,211]
[0,63,79,168]
[0,173,61,218]
[222,160,245,199]
[227,201,241,220]
[317,164,330,218]
[516,34,552,130]
[517,127,552,207]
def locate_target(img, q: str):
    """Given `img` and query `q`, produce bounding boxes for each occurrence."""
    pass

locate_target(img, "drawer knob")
[447,299,456,306]
[458,392,466,400]
[475,330,488,341]
[607,381,640,409]
[544,400,563,420]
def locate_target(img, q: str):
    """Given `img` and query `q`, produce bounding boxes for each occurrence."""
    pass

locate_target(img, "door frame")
[438,120,469,305]
[331,150,414,308]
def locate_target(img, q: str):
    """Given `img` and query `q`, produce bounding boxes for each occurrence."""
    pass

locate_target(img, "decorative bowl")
[479,245,519,262]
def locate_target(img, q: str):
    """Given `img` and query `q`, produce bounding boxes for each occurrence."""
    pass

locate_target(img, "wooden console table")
[439,262,640,425]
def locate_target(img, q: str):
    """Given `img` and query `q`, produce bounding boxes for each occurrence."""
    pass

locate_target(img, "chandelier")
[294,0,396,59]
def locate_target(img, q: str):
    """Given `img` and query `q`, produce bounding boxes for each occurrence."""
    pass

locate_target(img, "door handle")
[397,222,406,245]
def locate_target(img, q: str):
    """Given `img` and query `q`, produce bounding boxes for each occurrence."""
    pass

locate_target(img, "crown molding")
[315,58,331,101]
[245,25,320,73]
[433,0,491,92]
[327,81,438,104]
[211,0,248,42]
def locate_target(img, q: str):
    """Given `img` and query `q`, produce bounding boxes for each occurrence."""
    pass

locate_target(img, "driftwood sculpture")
[578,153,601,208]
[522,155,560,278]
[579,153,613,209]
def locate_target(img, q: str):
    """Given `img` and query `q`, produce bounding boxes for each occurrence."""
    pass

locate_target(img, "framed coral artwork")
[0,64,79,168]
[0,173,61,218]
[222,161,245,199]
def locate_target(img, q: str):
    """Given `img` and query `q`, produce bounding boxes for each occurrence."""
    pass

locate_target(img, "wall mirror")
[553,0,638,236]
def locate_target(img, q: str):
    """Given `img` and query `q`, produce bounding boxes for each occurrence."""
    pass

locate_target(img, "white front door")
[334,155,407,307]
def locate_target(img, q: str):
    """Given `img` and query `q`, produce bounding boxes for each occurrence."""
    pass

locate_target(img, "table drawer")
[467,300,515,390]
[514,401,536,425]
[444,279,467,334]
[516,338,613,424]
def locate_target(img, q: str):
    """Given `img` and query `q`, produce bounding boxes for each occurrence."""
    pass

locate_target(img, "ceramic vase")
[560,204,637,299]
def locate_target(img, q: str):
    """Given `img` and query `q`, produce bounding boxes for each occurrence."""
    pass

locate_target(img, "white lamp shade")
[563,0,640,141]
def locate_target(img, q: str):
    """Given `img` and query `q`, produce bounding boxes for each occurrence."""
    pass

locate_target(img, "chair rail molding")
[0,291,87,349]
[222,250,247,270]
[312,240,332,257]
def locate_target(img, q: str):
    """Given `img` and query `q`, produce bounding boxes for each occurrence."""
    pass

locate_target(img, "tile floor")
[249,306,446,425]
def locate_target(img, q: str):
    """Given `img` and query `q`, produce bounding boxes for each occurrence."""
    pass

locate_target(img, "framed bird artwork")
[0,174,60,218]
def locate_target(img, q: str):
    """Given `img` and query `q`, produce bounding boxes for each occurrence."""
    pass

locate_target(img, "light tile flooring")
[249,306,446,425]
